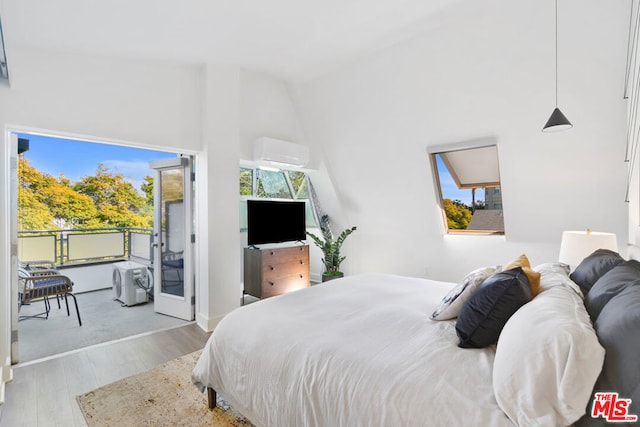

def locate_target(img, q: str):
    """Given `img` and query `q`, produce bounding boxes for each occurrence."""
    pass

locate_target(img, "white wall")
[62,264,117,294]
[197,64,242,330]
[239,70,307,158]
[0,49,202,148]
[294,0,630,282]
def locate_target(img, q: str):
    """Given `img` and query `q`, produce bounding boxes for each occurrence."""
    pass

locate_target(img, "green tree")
[140,175,154,208]
[443,198,472,229]
[19,158,155,231]
[240,168,253,196]
[47,181,98,228]
[18,187,55,230]
[288,171,308,198]
[73,163,152,228]
[18,157,98,230]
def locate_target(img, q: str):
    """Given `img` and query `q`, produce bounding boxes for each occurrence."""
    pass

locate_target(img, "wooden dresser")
[243,245,310,299]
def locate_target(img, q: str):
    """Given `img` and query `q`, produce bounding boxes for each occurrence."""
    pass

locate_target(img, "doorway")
[9,130,198,363]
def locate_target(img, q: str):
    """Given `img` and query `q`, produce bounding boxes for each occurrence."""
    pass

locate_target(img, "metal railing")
[17,227,153,266]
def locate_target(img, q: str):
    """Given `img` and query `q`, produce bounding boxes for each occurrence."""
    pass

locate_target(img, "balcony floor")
[17,288,190,363]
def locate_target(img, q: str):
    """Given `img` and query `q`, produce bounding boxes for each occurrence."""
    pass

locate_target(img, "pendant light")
[542,0,572,132]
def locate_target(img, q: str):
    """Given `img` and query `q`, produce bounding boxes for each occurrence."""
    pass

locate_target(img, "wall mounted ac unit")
[112,261,149,306]
[253,137,309,167]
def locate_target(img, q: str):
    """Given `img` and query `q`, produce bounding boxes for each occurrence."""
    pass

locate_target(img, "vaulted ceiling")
[0,0,463,83]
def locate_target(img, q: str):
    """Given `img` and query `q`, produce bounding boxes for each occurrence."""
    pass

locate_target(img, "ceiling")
[0,0,462,83]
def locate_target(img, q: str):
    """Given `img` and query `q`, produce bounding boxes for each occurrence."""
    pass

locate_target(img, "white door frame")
[2,125,201,363]
[8,133,18,365]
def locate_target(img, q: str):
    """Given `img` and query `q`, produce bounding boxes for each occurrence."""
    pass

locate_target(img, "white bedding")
[192,273,514,427]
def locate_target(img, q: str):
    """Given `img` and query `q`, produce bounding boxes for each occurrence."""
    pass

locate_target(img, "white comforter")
[192,273,514,427]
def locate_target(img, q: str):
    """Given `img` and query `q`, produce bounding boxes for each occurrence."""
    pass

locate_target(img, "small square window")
[240,168,253,196]
[429,141,504,235]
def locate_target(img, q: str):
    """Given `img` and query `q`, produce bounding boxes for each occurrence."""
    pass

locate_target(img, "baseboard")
[196,312,224,333]
[310,273,322,284]
[0,360,12,405]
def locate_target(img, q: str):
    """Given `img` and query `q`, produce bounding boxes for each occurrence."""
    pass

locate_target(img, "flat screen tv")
[247,200,307,246]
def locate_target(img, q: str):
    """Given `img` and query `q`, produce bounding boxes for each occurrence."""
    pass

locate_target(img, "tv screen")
[247,200,307,246]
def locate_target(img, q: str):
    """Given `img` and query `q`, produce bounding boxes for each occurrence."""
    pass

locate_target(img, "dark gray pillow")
[585,261,640,321]
[570,249,624,295]
[583,284,640,425]
[456,267,531,349]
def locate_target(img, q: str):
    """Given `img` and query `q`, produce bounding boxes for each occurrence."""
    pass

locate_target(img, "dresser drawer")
[262,259,307,280]
[260,245,308,266]
[261,273,309,298]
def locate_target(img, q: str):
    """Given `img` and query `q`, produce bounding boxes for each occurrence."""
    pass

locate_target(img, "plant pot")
[322,272,344,282]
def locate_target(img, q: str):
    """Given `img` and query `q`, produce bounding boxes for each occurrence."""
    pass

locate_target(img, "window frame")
[428,138,504,236]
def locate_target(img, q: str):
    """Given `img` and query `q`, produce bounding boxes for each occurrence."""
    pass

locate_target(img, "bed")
[192,262,611,427]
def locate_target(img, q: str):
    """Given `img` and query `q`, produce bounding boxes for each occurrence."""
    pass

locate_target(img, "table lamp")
[558,229,618,271]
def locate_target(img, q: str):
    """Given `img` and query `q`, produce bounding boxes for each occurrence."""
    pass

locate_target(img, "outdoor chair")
[18,261,82,326]
[19,259,62,308]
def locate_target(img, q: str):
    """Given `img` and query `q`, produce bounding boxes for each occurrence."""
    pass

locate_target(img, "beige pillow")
[505,254,541,297]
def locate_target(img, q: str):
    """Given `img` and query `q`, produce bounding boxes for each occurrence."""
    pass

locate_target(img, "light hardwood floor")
[0,323,211,427]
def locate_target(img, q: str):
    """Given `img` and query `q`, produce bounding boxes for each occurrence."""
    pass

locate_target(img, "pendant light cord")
[542,0,572,131]
[555,0,559,107]
[624,0,638,100]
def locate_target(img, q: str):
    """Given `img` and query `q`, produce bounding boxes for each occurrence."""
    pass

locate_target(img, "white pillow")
[493,280,605,426]
[430,266,500,320]
[533,262,583,297]
[533,262,570,277]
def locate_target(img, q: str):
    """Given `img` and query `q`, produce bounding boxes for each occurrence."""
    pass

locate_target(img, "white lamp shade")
[558,230,618,270]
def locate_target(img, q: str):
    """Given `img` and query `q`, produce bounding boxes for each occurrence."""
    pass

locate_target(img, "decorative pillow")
[455,267,531,348]
[493,280,605,427]
[569,249,624,295]
[430,266,501,320]
[504,254,531,270]
[505,254,541,297]
[585,260,640,321]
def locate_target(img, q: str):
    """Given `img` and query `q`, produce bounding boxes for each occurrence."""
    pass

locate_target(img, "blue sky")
[19,133,176,190]
[435,155,484,206]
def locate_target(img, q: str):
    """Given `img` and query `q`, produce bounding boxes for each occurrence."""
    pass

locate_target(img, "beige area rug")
[76,350,254,427]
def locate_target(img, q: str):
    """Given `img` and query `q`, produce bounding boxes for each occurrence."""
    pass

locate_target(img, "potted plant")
[306,215,357,282]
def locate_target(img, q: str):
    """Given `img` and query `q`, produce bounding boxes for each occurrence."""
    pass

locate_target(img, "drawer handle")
[269,265,275,271]
[268,281,275,286]
[270,251,275,256]
[300,260,304,265]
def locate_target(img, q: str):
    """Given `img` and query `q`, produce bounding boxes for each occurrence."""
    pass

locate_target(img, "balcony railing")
[17,227,153,266]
